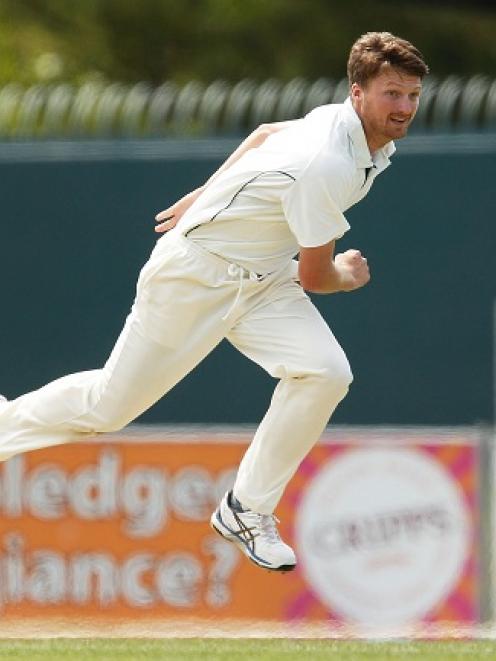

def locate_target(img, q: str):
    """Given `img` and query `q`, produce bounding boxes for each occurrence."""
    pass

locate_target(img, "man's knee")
[317,354,353,400]
[97,419,127,434]
[90,409,133,434]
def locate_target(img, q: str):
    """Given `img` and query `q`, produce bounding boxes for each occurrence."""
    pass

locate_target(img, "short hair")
[347,32,429,87]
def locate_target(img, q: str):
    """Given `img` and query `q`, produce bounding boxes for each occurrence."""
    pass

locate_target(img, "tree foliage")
[0,0,495,85]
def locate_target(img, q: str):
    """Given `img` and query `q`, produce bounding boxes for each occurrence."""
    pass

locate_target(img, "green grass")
[0,639,495,660]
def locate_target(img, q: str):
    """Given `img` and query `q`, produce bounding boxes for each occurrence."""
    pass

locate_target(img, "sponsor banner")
[289,439,479,625]
[0,429,479,625]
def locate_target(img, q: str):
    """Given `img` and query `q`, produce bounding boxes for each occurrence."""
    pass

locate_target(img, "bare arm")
[154,120,299,233]
[298,241,370,294]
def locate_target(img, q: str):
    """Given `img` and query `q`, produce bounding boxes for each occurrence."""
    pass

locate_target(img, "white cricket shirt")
[176,97,395,274]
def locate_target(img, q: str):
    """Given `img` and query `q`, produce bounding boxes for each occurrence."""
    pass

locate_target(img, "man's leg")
[0,234,234,459]
[227,279,352,514]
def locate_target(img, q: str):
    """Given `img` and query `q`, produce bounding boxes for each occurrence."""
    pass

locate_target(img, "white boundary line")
[96,423,482,445]
[0,618,495,640]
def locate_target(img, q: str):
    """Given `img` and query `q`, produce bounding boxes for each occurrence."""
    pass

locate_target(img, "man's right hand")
[154,186,205,233]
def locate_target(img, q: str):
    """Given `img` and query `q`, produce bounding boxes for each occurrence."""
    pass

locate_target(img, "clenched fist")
[334,249,370,291]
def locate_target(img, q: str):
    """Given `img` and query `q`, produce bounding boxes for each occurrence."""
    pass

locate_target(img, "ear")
[350,82,363,102]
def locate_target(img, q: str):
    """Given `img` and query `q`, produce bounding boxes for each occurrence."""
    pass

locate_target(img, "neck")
[365,132,388,154]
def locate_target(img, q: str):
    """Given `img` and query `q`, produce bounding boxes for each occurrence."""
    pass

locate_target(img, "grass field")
[0,639,496,660]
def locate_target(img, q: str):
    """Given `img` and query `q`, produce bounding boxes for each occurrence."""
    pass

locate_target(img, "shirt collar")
[342,97,396,172]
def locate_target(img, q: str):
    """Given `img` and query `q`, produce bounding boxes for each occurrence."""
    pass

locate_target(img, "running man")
[0,32,428,572]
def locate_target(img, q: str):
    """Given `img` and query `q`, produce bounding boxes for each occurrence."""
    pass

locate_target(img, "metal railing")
[0,75,495,138]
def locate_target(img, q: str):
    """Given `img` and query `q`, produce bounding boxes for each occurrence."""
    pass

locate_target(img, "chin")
[388,126,409,141]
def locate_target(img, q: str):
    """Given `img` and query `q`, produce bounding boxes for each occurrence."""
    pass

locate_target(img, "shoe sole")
[210,513,296,573]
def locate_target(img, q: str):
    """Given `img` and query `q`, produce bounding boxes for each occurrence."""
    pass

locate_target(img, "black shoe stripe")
[215,508,285,569]
[232,510,257,552]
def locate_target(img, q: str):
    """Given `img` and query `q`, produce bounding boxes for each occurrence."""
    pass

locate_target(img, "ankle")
[229,491,246,512]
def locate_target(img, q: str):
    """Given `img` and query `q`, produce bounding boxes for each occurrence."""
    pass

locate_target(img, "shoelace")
[234,510,281,545]
[260,514,282,545]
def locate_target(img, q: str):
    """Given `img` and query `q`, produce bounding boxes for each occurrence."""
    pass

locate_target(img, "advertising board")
[0,428,480,626]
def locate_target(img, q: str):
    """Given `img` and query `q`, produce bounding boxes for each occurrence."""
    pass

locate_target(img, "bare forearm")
[302,268,347,294]
[299,263,355,294]
[299,247,370,294]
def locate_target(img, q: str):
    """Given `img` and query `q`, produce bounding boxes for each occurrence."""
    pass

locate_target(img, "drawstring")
[222,263,260,321]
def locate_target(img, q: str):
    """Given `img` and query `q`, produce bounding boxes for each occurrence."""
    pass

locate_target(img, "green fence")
[1,134,495,425]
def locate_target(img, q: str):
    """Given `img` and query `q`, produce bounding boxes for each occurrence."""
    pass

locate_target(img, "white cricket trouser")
[0,231,352,513]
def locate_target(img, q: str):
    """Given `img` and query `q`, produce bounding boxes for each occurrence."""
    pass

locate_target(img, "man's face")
[351,67,422,151]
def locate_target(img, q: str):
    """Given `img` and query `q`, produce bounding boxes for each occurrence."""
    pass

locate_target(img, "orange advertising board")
[0,428,480,626]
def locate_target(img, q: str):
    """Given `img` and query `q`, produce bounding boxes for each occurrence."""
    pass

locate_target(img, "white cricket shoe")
[210,491,296,572]
[0,395,7,404]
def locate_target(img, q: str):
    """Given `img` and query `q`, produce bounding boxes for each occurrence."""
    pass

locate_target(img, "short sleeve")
[281,158,350,248]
